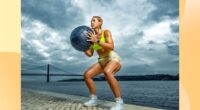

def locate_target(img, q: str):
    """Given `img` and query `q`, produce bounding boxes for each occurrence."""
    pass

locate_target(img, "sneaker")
[83,95,98,107]
[110,97,124,110]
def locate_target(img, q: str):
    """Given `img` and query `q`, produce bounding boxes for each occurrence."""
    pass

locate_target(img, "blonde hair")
[92,16,103,28]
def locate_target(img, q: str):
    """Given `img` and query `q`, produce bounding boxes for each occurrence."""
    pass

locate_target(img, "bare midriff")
[97,48,111,58]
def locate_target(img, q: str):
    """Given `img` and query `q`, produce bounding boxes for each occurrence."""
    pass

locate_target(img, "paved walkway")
[21,88,162,110]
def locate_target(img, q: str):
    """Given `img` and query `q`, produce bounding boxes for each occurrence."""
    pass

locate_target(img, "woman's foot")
[83,95,98,107]
[110,97,124,110]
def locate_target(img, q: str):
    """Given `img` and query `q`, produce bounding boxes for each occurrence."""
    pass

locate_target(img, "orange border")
[180,0,200,110]
[0,0,21,110]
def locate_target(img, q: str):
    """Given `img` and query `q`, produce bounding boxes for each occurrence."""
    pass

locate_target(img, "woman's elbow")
[85,53,93,57]
[106,46,114,51]
[87,54,93,57]
[110,46,114,50]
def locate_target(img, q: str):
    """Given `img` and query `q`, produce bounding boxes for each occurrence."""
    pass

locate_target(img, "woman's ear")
[98,22,101,27]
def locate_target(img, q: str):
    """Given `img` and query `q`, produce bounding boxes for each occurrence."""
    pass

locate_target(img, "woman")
[84,16,123,110]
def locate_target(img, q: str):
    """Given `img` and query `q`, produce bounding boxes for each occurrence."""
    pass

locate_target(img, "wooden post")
[47,64,50,83]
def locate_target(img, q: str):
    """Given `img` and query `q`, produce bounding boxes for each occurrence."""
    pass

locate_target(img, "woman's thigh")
[84,62,104,77]
[103,60,121,75]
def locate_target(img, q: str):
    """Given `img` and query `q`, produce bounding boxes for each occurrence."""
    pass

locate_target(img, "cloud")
[170,22,179,33]
[146,0,179,22]
[21,0,179,75]
[21,0,85,30]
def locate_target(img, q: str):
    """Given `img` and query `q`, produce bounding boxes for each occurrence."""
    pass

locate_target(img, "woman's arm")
[98,30,114,50]
[84,48,94,57]
[87,30,114,51]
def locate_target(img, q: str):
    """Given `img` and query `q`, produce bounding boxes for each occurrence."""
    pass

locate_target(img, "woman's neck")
[94,28,102,35]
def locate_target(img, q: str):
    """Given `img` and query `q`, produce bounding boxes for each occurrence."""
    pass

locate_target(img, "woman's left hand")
[86,32,98,43]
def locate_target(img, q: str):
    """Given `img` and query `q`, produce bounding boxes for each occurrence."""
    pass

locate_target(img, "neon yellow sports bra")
[90,30,106,50]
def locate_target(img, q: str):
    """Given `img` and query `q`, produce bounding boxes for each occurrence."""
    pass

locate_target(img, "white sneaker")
[110,98,124,110]
[83,95,98,107]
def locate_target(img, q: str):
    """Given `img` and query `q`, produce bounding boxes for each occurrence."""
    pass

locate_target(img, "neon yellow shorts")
[98,51,121,67]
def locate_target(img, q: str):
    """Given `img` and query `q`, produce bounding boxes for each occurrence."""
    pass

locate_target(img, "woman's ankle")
[115,97,123,103]
[90,94,97,99]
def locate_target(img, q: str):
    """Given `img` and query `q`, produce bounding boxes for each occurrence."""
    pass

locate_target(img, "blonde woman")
[83,16,123,110]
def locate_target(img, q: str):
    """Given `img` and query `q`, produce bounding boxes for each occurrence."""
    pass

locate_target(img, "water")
[21,76,83,82]
[22,80,179,110]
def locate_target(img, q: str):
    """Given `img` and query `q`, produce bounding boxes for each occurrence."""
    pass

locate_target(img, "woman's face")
[91,17,101,29]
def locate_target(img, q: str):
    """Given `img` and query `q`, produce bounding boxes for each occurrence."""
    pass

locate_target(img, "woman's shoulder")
[103,29,111,33]
[103,29,111,36]
[103,29,112,38]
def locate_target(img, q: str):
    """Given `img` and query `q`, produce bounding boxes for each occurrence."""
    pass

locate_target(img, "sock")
[115,97,123,104]
[90,94,97,99]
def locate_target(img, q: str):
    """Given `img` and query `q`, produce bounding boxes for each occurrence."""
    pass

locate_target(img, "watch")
[97,39,100,44]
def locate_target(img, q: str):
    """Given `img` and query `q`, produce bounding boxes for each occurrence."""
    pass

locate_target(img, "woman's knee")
[104,69,113,77]
[84,71,93,79]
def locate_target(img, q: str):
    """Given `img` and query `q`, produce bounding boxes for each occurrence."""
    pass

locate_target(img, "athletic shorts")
[98,51,121,67]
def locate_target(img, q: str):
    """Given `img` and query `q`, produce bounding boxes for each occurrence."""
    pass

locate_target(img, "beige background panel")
[0,53,20,110]
[0,0,20,53]
[180,0,200,110]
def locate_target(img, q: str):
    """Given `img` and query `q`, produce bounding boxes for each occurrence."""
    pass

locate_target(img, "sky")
[21,0,179,75]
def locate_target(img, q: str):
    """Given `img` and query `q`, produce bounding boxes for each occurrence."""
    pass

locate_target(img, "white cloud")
[22,16,71,60]
[138,19,178,45]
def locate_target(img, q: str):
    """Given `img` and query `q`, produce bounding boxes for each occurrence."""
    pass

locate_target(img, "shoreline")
[22,88,163,110]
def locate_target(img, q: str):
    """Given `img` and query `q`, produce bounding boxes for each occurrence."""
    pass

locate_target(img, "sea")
[22,76,178,110]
